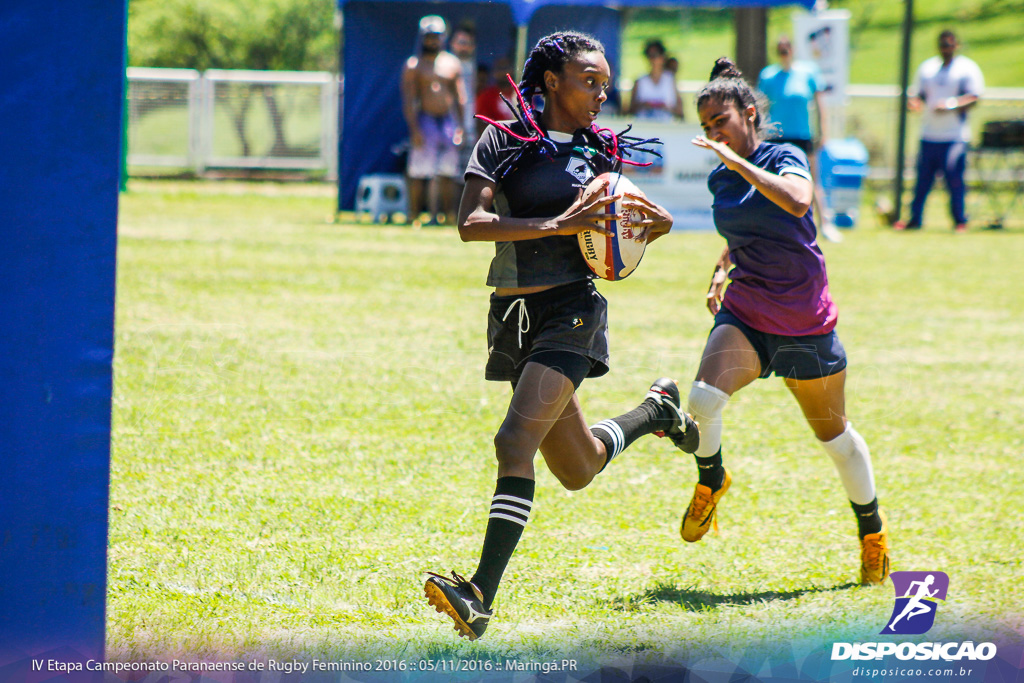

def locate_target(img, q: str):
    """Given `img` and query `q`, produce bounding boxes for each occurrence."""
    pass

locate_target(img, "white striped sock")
[592,419,625,462]
[489,493,532,527]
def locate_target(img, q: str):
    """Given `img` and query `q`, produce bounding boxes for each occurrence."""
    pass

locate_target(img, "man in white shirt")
[896,30,984,233]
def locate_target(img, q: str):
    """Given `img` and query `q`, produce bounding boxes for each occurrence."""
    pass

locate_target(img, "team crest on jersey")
[565,157,593,184]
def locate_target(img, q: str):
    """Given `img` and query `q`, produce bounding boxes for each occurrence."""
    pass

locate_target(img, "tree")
[129,0,337,71]
[129,0,338,157]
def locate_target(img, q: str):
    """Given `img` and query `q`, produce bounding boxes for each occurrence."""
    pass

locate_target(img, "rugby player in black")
[423,31,699,640]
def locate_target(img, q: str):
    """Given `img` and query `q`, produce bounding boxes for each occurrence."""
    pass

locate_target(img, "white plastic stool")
[355,174,407,223]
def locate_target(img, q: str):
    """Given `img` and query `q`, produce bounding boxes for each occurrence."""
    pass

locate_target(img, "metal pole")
[515,24,529,80]
[892,0,914,224]
[119,0,129,192]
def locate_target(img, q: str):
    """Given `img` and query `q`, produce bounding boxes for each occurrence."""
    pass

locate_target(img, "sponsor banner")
[794,9,851,135]
[793,10,851,109]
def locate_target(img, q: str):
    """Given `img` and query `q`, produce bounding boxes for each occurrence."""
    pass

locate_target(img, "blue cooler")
[818,138,869,228]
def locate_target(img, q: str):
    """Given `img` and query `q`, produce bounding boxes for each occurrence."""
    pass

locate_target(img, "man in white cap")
[402,15,467,226]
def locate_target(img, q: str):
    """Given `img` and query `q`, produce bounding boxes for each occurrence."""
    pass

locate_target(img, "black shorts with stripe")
[485,279,610,385]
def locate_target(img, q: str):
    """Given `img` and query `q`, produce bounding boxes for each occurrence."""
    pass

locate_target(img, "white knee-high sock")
[688,381,730,458]
[821,423,876,505]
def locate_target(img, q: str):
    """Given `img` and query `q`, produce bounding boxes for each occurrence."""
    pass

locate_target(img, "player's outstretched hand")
[692,135,745,172]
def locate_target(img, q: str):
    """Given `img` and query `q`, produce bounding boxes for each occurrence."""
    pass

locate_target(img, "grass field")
[109,180,1023,670]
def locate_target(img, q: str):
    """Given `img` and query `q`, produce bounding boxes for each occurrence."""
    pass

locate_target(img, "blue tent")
[337,0,814,211]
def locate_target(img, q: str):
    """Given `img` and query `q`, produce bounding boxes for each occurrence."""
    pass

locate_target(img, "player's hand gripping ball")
[577,172,649,281]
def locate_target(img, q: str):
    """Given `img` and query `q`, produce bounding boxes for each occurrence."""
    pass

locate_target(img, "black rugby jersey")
[466,122,620,288]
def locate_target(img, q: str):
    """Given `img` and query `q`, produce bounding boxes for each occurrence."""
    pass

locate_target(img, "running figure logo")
[881,571,949,635]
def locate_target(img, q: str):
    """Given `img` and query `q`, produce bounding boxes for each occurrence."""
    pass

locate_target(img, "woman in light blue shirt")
[758,36,838,241]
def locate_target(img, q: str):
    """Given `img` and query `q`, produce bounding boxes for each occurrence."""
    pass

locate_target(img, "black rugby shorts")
[485,279,610,384]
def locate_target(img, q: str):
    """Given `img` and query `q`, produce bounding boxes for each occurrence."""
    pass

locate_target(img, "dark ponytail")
[697,57,771,138]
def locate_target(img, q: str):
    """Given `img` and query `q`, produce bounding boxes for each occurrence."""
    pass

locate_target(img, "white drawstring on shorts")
[502,297,530,349]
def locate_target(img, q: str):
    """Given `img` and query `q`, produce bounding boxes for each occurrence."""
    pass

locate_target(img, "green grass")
[109,180,1024,668]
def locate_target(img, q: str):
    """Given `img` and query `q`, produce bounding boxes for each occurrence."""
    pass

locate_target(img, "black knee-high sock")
[470,476,535,609]
[696,447,725,490]
[591,397,677,468]
[851,498,882,538]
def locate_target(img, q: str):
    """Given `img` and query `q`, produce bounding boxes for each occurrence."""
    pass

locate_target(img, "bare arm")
[938,93,979,112]
[706,246,731,315]
[401,60,422,145]
[457,175,616,243]
[692,135,813,217]
[672,85,684,120]
[449,57,467,142]
[813,90,828,143]
[628,80,641,116]
[908,95,924,112]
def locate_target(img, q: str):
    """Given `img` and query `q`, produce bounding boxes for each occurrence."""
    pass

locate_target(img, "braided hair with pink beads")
[475,31,662,181]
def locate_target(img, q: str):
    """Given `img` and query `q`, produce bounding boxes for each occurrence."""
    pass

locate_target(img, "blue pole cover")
[0,0,125,662]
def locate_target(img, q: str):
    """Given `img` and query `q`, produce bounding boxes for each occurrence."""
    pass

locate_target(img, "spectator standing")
[451,24,478,193]
[451,25,478,136]
[758,36,840,242]
[629,39,683,122]
[401,15,467,226]
[895,30,984,233]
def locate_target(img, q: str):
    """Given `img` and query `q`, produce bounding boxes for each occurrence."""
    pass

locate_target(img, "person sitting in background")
[629,39,683,122]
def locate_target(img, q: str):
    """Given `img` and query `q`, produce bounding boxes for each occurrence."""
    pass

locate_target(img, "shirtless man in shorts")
[401,15,466,226]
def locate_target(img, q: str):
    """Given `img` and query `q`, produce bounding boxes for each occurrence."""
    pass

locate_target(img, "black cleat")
[424,571,492,640]
[647,377,700,454]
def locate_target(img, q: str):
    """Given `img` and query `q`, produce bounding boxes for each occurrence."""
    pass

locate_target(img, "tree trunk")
[734,8,768,85]
[261,85,291,156]
[228,86,254,158]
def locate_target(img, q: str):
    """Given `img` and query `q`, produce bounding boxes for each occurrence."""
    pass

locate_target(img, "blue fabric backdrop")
[0,0,124,662]
[338,1,620,211]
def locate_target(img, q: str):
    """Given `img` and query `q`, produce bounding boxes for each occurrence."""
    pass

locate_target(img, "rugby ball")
[577,172,648,281]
